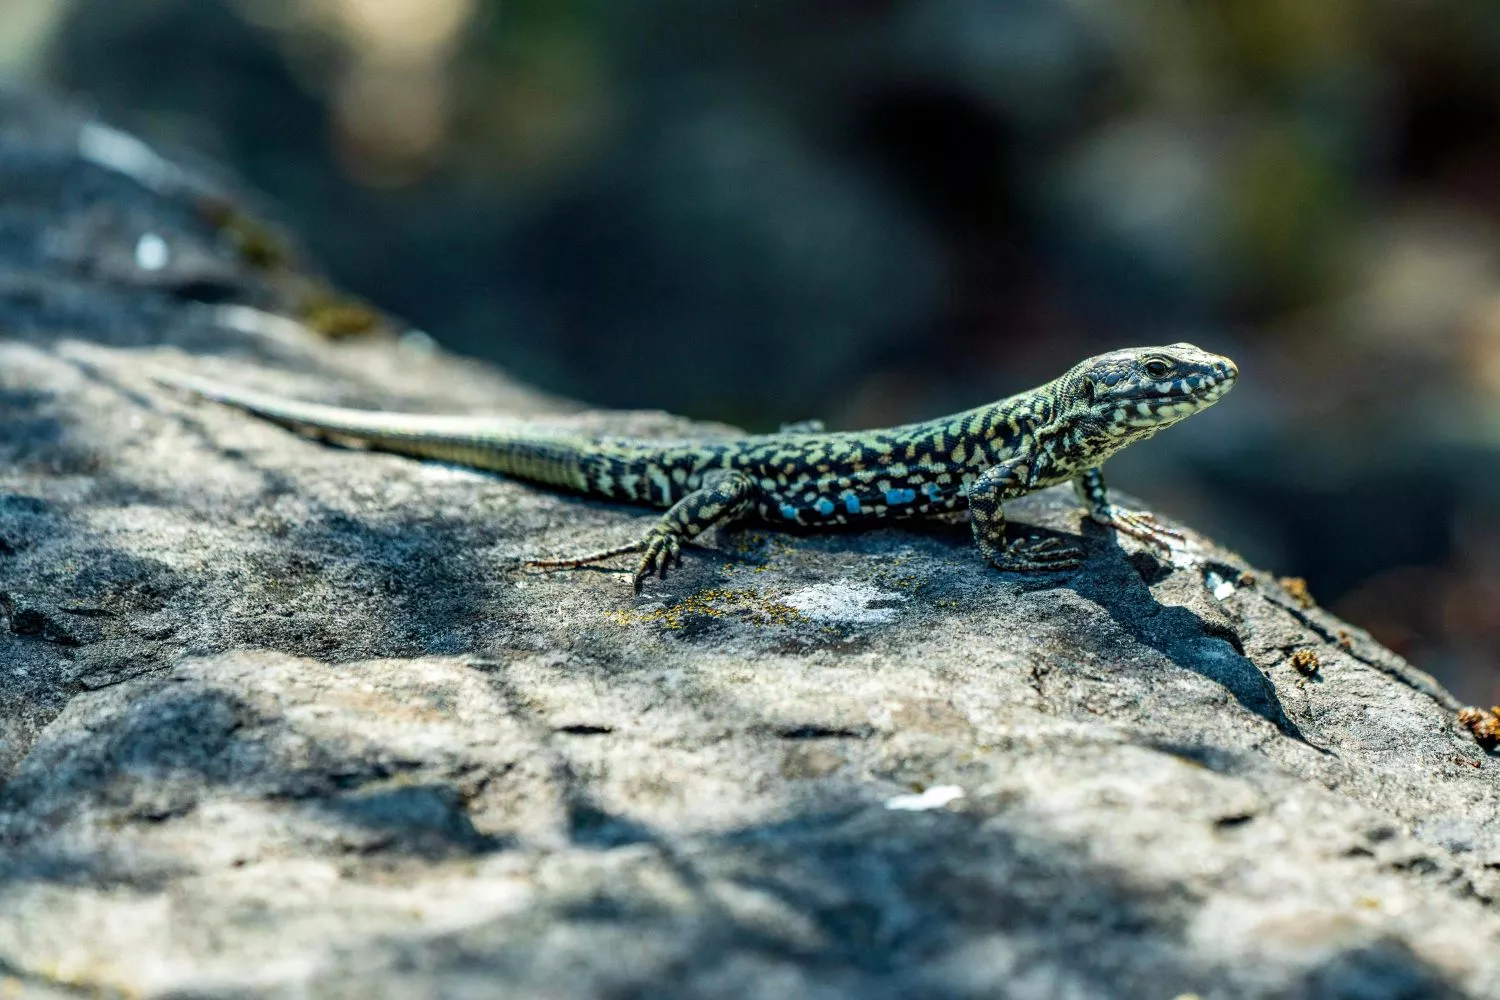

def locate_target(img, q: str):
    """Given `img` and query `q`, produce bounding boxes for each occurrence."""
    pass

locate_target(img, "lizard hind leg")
[527,470,758,592]
[627,470,757,591]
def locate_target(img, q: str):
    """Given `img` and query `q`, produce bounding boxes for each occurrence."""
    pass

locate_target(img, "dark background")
[10,0,1500,704]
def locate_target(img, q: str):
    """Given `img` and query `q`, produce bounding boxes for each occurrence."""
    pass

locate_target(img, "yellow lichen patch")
[299,291,386,338]
[877,571,927,594]
[199,196,293,269]
[1279,576,1316,609]
[1288,648,1321,676]
[1457,706,1500,749]
[605,588,805,630]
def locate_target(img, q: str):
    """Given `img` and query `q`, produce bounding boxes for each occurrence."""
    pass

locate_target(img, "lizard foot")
[529,532,693,591]
[631,531,684,593]
[988,535,1085,573]
[1093,506,1185,558]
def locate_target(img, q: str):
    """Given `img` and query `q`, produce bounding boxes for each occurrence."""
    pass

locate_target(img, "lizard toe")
[990,536,1085,572]
[1101,507,1186,554]
[632,546,663,591]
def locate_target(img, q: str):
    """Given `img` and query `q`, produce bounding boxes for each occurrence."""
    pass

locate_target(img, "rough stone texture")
[0,93,1497,1000]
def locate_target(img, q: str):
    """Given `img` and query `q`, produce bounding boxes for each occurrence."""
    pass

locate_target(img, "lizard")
[154,343,1237,591]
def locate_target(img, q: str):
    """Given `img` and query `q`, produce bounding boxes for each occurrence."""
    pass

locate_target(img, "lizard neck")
[974,373,1110,482]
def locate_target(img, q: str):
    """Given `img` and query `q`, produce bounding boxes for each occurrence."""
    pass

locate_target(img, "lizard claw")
[1094,506,1185,557]
[989,535,1085,573]
[632,531,684,592]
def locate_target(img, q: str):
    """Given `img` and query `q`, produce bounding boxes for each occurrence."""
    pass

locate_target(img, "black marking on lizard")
[154,344,1237,591]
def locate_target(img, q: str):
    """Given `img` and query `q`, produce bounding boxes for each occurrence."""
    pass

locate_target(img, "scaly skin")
[155,343,1238,590]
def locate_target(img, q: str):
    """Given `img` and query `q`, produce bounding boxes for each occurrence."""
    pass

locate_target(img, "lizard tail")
[152,367,593,491]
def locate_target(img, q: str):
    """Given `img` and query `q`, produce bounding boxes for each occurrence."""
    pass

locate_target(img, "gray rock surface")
[0,94,1497,999]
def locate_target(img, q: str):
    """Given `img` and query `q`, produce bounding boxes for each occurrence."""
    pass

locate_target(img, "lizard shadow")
[1062,525,1323,750]
[801,507,1320,749]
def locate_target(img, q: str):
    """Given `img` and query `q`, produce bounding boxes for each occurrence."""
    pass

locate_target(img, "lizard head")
[1070,343,1237,441]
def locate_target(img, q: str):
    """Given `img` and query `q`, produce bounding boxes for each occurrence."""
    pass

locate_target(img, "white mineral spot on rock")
[400,329,438,355]
[1206,569,1235,600]
[211,304,317,346]
[134,232,170,271]
[885,785,964,811]
[783,580,905,624]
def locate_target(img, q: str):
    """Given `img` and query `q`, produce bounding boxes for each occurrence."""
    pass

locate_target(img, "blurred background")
[3,0,1500,704]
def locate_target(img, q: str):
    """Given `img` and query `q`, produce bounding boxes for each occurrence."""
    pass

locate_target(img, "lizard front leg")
[1074,466,1185,557]
[968,459,1084,572]
[530,470,757,591]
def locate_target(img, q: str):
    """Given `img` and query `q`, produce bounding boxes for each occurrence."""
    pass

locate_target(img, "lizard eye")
[1143,359,1171,379]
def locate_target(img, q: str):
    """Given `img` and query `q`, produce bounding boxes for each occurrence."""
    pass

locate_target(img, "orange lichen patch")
[606,588,805,630]
[1279,576,1316,609]
[1456,706,1500,749]
[1289,649,1321,676]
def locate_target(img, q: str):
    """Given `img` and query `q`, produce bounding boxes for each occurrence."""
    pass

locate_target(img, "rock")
[0,94,1497,999]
